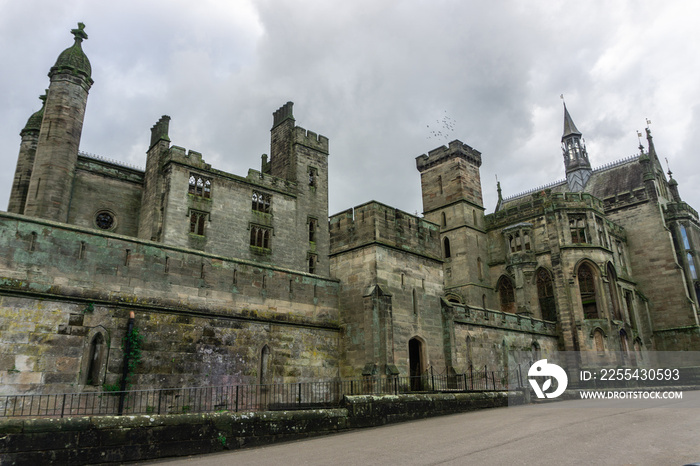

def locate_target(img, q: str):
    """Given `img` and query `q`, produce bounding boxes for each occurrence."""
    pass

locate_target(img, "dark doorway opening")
[409,338,423,391]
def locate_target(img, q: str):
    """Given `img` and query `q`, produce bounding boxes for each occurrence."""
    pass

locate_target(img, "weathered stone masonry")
[3,23,700,397]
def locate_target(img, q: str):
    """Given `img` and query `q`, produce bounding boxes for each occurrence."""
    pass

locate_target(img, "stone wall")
[447,302,559,372]
[608,200,700,348]
[330,203,444,377]
[0,391,519,465]
[0,212,340,393]
[66,155,144,237]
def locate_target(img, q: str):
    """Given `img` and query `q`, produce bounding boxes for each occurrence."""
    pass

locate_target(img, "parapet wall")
[293,126,329,154]
[165,146,212,171]
[0,212,339,324]
[329,202,441,260]
[487,191,609,229]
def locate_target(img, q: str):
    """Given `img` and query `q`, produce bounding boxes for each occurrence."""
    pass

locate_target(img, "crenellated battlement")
[416,139,482,172]
[166,146,212,171]
[330,201,440,260]
[293,126,329,154]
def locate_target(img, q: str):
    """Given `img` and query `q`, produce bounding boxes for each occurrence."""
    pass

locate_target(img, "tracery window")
[250,225,271,249]
[579,263,598,319]
[188,174,211,198]
[681,226,697,279]
[536,268,557,322]
[569,214,588,244]
[596,217,609,249]
[95,211,115,230]
[616,241,627,273]
[607,263,621,320]
[498,277,516,314]
[252,191,272,213]
[189,210,207,236]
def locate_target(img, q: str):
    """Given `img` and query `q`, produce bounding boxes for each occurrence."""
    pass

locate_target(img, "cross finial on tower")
[71,22,88,43]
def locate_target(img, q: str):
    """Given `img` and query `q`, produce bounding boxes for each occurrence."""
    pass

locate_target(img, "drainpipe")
[118,311,135,415]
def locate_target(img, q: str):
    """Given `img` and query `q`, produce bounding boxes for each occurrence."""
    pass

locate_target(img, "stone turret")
[8,93,47,214]
[23,23,93,222]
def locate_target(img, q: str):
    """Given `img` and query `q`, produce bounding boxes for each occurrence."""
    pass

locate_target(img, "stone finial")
[71,22,88,43]
[51,22,92,79]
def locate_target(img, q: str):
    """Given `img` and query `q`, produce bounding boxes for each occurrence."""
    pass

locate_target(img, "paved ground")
[143,390,700,465]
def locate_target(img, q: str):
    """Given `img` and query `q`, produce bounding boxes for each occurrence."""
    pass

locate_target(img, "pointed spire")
[644,124,665,174]
[666,158,682,202]
[562,103,582,140]
[495,177,503,212]
[560,102,591,192]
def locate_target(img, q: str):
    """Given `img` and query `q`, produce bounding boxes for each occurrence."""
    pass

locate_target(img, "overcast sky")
[1,0,698,218]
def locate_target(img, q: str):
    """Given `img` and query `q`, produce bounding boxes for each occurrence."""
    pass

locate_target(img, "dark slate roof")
[498,155,642,211]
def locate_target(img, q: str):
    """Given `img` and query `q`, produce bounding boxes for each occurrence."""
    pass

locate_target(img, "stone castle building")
[2,24,699,394]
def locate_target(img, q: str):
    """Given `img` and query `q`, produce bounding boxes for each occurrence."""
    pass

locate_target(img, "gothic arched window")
[536,268,557,321]
[498,277,515,314]
[443,237,451,259]
[579,263,598,319]
[607,263,621,320]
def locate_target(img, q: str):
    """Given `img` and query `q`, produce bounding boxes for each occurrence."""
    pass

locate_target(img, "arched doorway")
[409,338,424,391]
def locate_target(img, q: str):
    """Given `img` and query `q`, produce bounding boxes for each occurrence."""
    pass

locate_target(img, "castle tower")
[416,140,491,306]
[269,102,297,182]
[562,104,592,192]
[23,23,93,222]
[8,93,46,214]
[269,102,331,275]
[137,116,171,242]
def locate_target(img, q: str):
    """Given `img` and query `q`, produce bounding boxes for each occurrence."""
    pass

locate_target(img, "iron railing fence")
[0,367,522,418]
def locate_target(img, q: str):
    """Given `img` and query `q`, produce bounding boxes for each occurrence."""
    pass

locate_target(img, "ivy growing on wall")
[122,327,143,386]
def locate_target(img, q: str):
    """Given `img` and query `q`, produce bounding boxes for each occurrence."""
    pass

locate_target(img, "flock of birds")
[426,111,456,141]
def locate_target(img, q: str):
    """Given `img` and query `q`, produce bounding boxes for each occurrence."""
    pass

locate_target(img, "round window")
[95,211,115,230]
